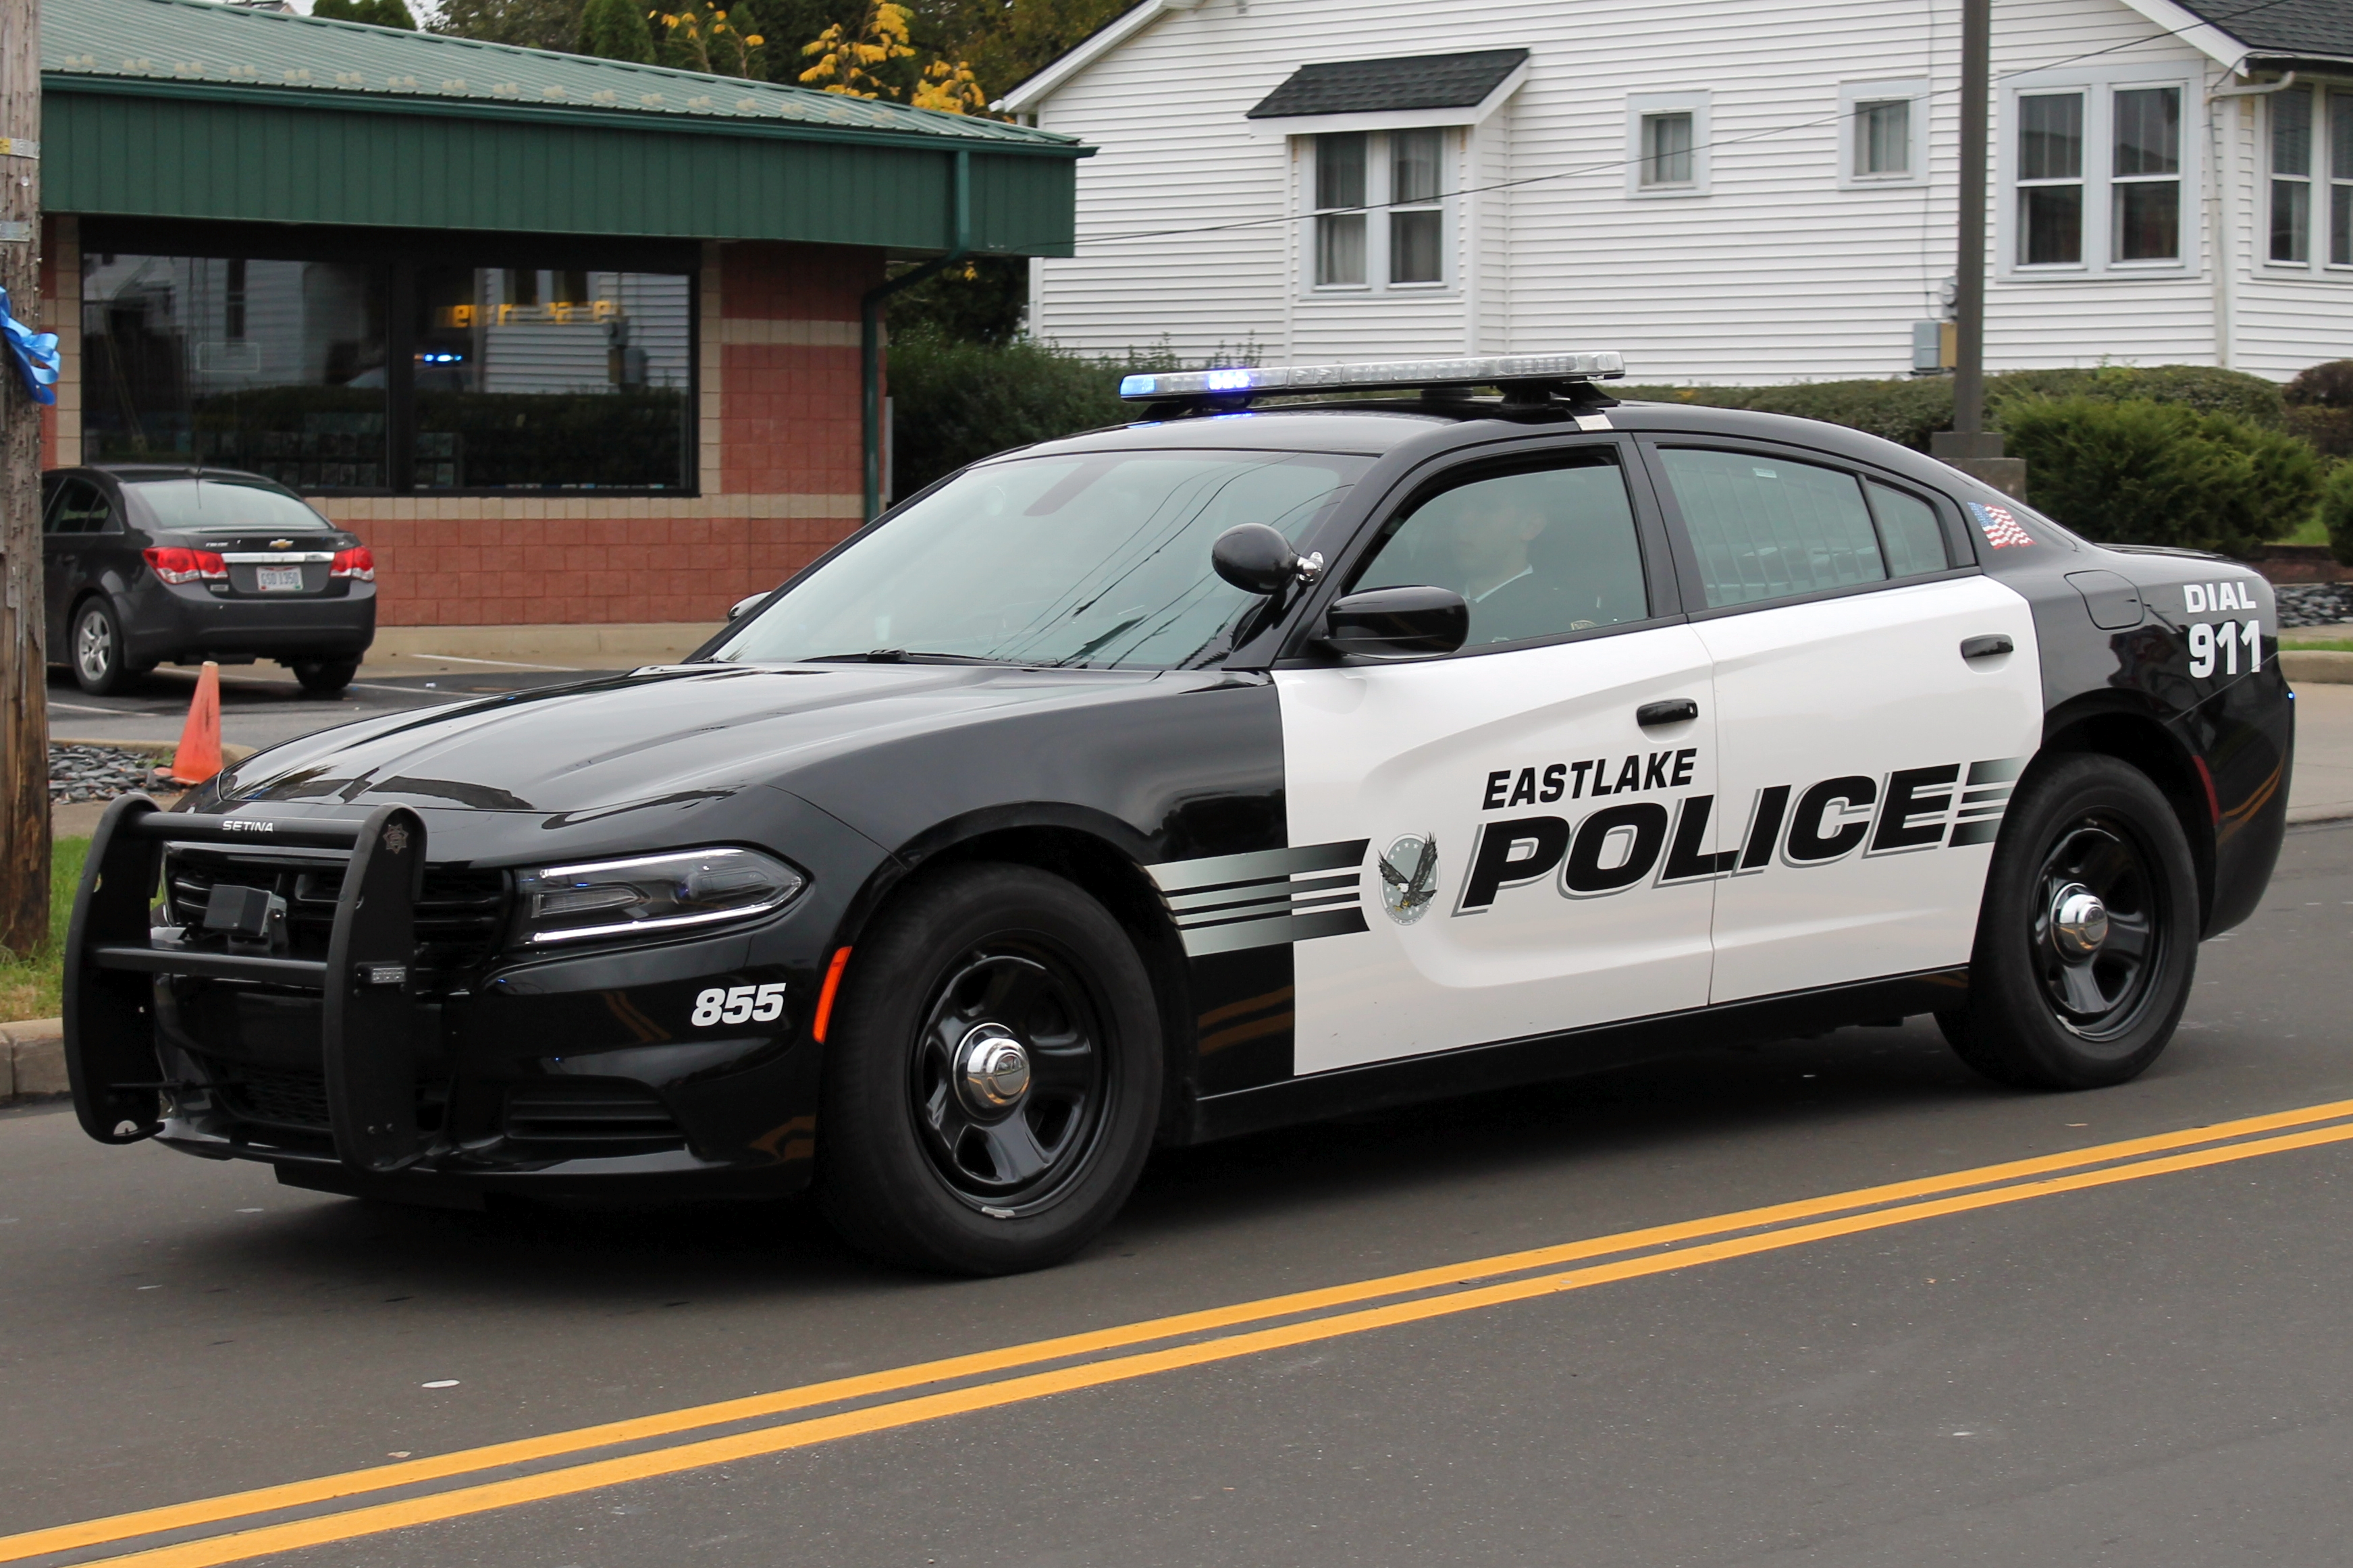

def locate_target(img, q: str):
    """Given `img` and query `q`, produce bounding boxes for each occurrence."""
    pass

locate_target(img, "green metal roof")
[39,0,1088,252]
[44,0,1080,149]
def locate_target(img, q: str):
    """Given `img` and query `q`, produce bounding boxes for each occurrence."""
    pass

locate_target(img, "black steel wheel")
[1938,752,2198,1090]
[818,863,1160,1275]
[910,948,1108,1210]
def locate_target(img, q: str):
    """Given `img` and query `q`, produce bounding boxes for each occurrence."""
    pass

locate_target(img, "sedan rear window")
[128,478,334,533]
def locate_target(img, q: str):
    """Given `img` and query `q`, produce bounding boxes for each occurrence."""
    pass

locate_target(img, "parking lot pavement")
[42,654,626,755]
[4,823,2353,1568]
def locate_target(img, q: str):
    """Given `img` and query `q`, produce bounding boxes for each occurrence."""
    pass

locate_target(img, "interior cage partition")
[62,796,431,1174]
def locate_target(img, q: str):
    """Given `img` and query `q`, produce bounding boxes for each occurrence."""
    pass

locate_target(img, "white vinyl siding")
[1025,0,2353,383]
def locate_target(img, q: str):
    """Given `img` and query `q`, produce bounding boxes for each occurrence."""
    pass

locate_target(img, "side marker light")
[812,946,851,1042]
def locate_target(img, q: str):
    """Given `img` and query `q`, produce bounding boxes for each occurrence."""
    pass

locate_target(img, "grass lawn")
[2271,513,2331,547]
[2283,637,2353,651]
[1,837,90,1023]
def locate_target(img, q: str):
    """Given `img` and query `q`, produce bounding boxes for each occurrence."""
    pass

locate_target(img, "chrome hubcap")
[2048,883,2109,959]
[955,1024,1032,1114]
[76,612,111,682]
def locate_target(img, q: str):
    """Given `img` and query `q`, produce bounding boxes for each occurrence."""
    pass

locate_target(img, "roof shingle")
[2177,0,2353,61]
[1244,48,1528,120]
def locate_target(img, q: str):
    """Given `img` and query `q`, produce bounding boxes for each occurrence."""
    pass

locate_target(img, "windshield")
[129,478,334,533]
[714,448,1369,670]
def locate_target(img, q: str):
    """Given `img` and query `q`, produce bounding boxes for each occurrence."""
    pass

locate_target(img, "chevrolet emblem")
[268,539,293,549]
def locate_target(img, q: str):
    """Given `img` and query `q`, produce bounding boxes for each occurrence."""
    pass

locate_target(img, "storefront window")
[78,244,694,494]
[82,255,388,488]
[412,267,692,490]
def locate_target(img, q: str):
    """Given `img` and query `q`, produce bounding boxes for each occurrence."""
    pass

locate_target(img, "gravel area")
[48,742,165,803]
[2276,584,2353,628]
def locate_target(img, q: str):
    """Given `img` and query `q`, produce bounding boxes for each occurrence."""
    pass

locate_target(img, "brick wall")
[44,224,882,628]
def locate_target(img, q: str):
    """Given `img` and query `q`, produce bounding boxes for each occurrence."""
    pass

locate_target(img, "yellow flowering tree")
[799,1,985,113]
[654,1,765,77]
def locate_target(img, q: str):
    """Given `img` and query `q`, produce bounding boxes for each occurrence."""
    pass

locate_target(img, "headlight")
[511,846,807,946]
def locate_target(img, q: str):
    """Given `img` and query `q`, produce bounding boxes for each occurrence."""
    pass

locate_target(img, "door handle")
[1637,697,1699,727]
[1960,634,2015,661]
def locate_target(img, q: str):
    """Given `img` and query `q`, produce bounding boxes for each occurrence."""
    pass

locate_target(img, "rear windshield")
[128,478,334,533]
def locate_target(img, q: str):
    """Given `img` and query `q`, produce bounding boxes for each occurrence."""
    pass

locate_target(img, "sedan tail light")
[143,547,228,585]
[329,545,375,582]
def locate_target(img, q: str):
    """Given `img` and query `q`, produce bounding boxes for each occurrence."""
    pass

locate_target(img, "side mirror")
[1212,523,1320,595]
[1322,585,1469,659]
[726,592,768,623]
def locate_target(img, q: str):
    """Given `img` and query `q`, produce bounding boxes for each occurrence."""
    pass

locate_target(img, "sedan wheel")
[71,599,133,695]
[1938,752,2198,1089]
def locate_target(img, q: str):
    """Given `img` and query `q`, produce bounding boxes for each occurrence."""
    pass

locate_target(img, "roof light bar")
[1117,352,1625,402]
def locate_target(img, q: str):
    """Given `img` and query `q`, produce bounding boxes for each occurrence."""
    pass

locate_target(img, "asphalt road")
[6,825,2353,1567]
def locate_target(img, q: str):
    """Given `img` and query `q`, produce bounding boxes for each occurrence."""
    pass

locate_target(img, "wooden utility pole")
[0,0,41,956]
[1930,0,2027,497]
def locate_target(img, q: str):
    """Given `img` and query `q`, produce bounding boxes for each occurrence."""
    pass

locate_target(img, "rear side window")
[1658,449,1953,610]
[1351,448,1649,649]
[46,480,113,536]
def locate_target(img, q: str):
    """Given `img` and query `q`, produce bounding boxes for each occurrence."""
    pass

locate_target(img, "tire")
[70,597,135,695]
[291,657,359,696]
[817,863,1161,1275]
[1937,752,2199,1090]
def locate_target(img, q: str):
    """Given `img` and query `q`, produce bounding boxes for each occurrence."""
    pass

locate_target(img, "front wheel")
[1938,752,2199,1090]
[817,863,1161,1275]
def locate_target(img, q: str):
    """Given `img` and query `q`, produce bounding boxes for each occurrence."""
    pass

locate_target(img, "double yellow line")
[19,1094,2353,1568]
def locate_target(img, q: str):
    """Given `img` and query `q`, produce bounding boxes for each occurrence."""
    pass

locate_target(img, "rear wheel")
[70,598,136,695]
[1938,753,2198,1089]
[817,863,1160,1275]
[290,657,359,696]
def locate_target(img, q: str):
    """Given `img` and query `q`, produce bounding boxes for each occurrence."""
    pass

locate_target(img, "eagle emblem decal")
[1378,834,1438,925]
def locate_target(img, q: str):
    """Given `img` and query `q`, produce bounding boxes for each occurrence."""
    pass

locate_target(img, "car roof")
[1003,397,1974,497]
[69,464,281,485]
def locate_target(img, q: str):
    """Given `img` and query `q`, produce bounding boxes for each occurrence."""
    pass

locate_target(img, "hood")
[215,663,1165,818]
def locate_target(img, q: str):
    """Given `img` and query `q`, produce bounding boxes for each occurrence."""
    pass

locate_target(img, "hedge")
[1999,396,2321,558]
[2321,459,2353,566]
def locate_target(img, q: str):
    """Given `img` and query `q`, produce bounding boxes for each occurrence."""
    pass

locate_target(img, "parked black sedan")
[43,464,377,695]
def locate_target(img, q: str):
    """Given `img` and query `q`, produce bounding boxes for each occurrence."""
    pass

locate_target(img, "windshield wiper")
[803,649,1017,666]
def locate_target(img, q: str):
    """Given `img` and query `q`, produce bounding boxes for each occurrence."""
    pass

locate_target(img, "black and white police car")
[63,353,2292,1275]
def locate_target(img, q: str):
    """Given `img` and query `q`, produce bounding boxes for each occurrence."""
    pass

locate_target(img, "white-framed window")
[2001,68,2197,276]
[1626,92,1711,197]
[1305,130,1454,292]
[2266,85,2353,271]
[1841,78,1928,188]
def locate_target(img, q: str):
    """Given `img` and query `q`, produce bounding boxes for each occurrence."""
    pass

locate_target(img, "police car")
[63,353,2292,1276]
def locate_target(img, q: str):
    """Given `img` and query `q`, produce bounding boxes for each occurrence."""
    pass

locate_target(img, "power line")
[1069,0,2303,248]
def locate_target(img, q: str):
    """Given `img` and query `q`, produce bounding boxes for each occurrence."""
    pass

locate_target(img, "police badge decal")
[1379,834,1439,925]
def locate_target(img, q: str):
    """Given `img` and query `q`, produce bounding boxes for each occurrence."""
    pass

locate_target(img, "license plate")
[256,565,305,593]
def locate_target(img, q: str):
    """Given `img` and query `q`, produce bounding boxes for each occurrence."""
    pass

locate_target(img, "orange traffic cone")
[169,661,223,786]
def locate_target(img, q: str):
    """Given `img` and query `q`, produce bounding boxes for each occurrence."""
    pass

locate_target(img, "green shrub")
[1999,396,2320,558]
[888,336,1134,499]
[2284,360,2353,456]
[2321,461,2353,566]
[1987,364,2284,427]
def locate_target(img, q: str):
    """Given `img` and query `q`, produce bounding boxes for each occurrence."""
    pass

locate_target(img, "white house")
[1003,0,2353,385]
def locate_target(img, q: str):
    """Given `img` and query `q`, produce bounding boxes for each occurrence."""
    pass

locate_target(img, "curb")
[1,1018,65,1104]
[52,736,259,766]
[2283,650,2353,684]
[367,622,718,666]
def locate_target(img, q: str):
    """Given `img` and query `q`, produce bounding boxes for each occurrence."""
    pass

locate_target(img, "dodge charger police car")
[63,353,2292,1276]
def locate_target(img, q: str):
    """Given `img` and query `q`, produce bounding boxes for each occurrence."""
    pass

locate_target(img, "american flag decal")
[1969,501,2034,549]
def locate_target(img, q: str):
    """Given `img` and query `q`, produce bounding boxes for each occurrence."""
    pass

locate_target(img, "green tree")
[578,0,656,61]
[313,0,418,27]
[428,0,585,53]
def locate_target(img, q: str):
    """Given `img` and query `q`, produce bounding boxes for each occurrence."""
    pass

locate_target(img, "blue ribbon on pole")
[0,285,59,406]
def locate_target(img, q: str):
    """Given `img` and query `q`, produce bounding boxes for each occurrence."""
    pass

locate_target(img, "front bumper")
[63,797,854,1207]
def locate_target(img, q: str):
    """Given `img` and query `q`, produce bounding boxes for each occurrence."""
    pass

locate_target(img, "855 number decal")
[692,983,787,1027]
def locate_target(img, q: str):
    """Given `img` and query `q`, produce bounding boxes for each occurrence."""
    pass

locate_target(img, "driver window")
[1351,449,1649,648]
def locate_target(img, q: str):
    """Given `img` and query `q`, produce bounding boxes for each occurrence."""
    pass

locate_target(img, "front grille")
[167,849,506,973]
[504,1079,685,1156]
[196,1054,331,1131]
